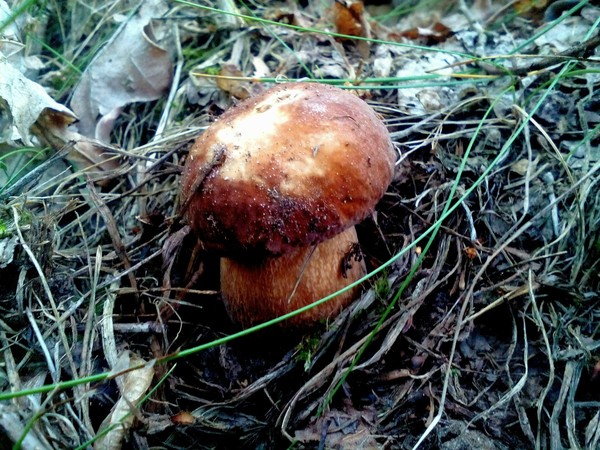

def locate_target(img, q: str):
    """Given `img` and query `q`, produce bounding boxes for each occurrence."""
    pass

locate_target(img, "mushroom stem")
[220,226,366,328]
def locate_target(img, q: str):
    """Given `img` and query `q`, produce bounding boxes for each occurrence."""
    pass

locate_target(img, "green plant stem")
[0,0,37,35]
[412,19,600,446]
[317,80,506,417]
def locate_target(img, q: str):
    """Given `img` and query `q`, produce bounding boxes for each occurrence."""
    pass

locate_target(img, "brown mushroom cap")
[180,82,395,256]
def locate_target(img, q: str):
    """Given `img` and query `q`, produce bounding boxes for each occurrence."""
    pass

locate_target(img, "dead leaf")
[514,0,548,15]
[171,411,196,425]
[0,0,44,74]
[294,403,380,449]
[392,51,460,116]
[31,109,121,179]
[332,0,370,58]
[0,60,119,180]
[392,21,453,45]
[0,236,17,269]
[333,0,366,38]
[0,60,74,146]
[216,64,251,100]
[94,353,155,450]
[264,7,313,29]
[70,0,175,142]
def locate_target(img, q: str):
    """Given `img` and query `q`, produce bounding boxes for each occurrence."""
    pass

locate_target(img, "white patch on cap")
[214,87,330,189]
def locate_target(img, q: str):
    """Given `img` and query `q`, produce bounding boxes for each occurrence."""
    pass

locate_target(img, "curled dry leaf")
[70,0,175,142]
[392,21,453,45]
[514,0,548,15]
[0,61,119,180]
[216,64,252,100]
[332,0,370,58]
[171,411,196,425]
[0,1,117,181]
[94,353,155,450]
[0,61,74,146]
[0,403,52,449]
[0,0,44,74]
[333,0,366,38]
[31,109,121,181]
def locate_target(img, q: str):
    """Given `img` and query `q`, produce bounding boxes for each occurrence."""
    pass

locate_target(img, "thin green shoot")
[0,147,46,195]
[318,79,508,417]
[413,28,598,448]
[0,0,37,35]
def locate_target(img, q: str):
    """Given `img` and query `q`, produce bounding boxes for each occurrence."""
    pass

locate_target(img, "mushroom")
[180,82,395,327]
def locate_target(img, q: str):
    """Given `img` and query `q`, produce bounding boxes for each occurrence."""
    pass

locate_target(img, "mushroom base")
[220,227,367,328]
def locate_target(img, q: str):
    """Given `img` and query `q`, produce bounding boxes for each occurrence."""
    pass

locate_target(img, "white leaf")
[0,62,119,181]
[0,61,76,146]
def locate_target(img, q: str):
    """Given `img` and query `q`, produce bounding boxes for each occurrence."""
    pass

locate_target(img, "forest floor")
[1,1,599,449]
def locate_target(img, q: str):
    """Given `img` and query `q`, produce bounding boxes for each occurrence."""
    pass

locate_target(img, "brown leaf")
[332,0,370,58]
[216,64,251,100]
[514,0,548,15]
[294,403,379,449]
[30,109,121,184]
[171,411,196,425]
[395,21,453,45]
[0,52,120,182]
[333,0,366,38]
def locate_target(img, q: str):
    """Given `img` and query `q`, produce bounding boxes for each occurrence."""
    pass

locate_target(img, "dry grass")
[1,0,599,449]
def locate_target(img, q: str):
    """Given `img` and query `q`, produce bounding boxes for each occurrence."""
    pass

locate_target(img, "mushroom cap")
[180,82,396,256]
